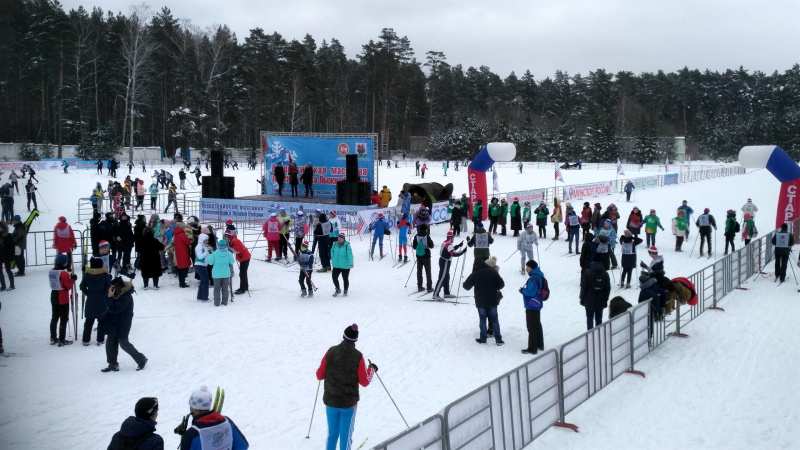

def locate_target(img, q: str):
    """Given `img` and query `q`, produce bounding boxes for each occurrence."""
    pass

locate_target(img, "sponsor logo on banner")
[337,143,350,155]
[505,189,546,205]
[562,181,614,201]
[354,201,449,235]
[663,173,679,185]
[630,176,659,190]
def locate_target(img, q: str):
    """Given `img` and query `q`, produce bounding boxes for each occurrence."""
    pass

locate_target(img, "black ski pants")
[433,258,452,297]
[724,233,735,253]
[331,268,350,291]
[0,259,13,289]
[526,309,544,351]
[238,258,250,291]
[299,270,313,291]
[106,335,146,366]
[82,318,104,344]
[775,253,790,282]
[416,256,432,290]
[50,293,68,341]
[699,230,712,255]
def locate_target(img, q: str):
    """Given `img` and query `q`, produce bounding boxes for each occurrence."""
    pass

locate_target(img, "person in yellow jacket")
[550,197,563,240]
[379,186,392,207]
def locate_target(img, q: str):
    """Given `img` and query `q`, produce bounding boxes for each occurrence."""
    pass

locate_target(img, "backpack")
[117,431,155,450]
[415,236,427,256]
[591,272,606,293]
[535,275,550,301]
[418,208,430,222]
[734,222,740,233]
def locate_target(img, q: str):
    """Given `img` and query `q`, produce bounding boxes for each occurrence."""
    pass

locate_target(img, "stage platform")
[238,194,340,205]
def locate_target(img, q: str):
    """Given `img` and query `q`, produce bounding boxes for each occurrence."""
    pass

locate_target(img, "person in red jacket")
[316,324,377,450]
[580,202,592,241]
[371,190,381,206]
[49,254,77,346]
[172,226,192,288]
[262,213,281,262]
[52,216,77,270]
[224,231,251,295]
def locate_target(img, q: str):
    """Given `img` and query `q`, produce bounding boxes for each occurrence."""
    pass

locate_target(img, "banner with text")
[354,201,449,235]
[663,173,679,186]
[505,189,547,205]
[562,181,614,201]
[629,176,660,190]
[264,136,374,199]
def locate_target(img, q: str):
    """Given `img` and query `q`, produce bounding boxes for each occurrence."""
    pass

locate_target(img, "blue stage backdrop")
[264,136,374,198]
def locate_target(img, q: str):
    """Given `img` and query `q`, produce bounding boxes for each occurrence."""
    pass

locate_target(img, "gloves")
[454,242,463,250]
[70,273,78,280]
[580,298,585,306]
[368,359,378,373]
[640,261,648,270]
[174,414,190,435]
[518,287,524,294]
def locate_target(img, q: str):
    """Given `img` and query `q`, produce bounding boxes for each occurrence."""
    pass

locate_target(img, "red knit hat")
[648,246,658,254]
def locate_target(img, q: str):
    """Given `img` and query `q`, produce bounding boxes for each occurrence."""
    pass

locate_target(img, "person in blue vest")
[368,213,387,258]
[178,385,249,449]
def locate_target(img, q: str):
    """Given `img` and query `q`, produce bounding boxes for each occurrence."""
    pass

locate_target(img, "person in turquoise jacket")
[330,233,354,297]
[206,239,235,306]
[148,181,158,210]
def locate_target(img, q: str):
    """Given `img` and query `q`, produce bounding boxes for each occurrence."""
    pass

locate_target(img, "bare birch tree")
[120,4,157,160]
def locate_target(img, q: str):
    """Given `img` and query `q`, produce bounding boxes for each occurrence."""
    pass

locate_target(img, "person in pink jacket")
[53,216,77,269]
[262,213,282,262]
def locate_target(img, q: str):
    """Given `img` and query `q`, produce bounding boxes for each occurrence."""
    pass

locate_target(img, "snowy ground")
[1,161,797,449]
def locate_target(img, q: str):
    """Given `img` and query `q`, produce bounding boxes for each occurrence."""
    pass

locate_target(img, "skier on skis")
[619,230,643,289]
[695,208,717,257]
[396,213,410,263]
[741,198,758,218]
[412,224,435,292]
[771,223,794,283]
[262,213,281,262]
[672,209,689,252]
[368,213,387,259]
[723,210,740,255]
[298,241,315,297]
[595,219,618,269]
[315,324,376,450]
[49,254,77,346]
[566,206,582,254]
[432,230,466,300]
[224,231,250,295]
[517,223,539,274]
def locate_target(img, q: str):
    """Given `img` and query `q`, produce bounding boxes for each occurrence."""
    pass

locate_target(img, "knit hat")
[747,198,752,202]
[301,241,309,250]
[704,208,710,213]
[270,213,277,217]
[226,219,233,225]
[525,201,531,206]
[526,260,538,270]
[343,324,359,342]
[513,197,519,201]
[135,397,159,419]
[526,223,534,229]
[604,219,612,225]
[338,232,346,239]
[12,215,21,222]
[99,240,110,249]
[223,230,233,238]
[58,216,67,222]
[477,222,484,228]
[111,276,126,287]
[650,209,655,213]
[89,257,103,269]
[55,254,68,266]
[594,203,601,208]
[297,210,304,216]
[218,239,227,247]
[744,213,751,219]
[446,230,453,238]
[330,210,337,216]
[378,213,384,218]
[150,214,159,221]
[648,246,658,254]
[189,385,213,411]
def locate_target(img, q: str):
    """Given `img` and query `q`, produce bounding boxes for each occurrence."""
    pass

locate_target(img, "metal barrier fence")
[21,228,88,269]
[76,192,201,223]
[373,219,790,449]
[385,160,733,173]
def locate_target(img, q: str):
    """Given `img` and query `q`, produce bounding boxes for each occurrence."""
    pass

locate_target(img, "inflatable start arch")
[739,145,800,228]
[467,143,516,220]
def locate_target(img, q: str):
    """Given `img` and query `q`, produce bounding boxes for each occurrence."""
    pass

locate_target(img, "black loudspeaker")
[346,154,359,182]
[220,177,235,199]
[336,180,371,205]
[356,181,371,205]
[210,150,224,177]
[201,176,235,199]
[336,181,346,204]
[202,176,215,198]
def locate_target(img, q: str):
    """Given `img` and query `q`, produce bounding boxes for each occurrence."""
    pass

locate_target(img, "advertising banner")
[354,201,449,235]
[777,180,800,229]
[663,173,679,185]
[562,181,614,201]
[629,176,659,190]
[505,189,547,205]
[264,136,374,199]
[0,160,62,171]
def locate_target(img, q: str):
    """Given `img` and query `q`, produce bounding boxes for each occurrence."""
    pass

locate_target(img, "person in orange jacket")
[53,216,77,269]
[224,231,251,294]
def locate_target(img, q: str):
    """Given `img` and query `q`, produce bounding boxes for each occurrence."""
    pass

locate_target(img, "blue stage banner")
[264,136,374,198]
[663,173,679,185]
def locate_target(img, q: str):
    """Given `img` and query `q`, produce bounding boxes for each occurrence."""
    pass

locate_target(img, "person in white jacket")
[741,198,758,218]
[517,223,539,274]
[194,234,210,301]
[327,210,342,251]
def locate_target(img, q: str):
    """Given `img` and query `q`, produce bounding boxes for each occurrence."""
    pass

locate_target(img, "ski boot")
[432,295,443,301]
[399,255,403,262]
[307,290,314,297]
[50,338,58,345]
[427,287,434,293]
[626,284,631,289]
[444,294,456,299]
[301,290,307,298]
[58,340,73,347]
[333,289,341,297]
[343,290,348,297]
[404,256,408,263]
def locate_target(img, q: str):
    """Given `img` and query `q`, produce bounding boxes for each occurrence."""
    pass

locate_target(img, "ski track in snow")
[0,163,797,448]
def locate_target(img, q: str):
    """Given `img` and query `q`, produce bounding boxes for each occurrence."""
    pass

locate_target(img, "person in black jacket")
[116,212,134,270]
[412,225,435,292]
[100,277,147,372]
[274,162,285,196]
[102,212,119,262]
[771,222,795,282]
[695,208,718,257]
[638,273,667,337]
[463,257,506,345]
[80,258,111,346]
[107,397,164,450]
[450,202,463,236]
[303,163,314,198]
[90,212,103,255]
[579,261,611,330]
[133,214,147,265]
[139,228,164,290]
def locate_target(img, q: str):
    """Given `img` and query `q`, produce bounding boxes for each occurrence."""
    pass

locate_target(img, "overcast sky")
[59,0,800,79]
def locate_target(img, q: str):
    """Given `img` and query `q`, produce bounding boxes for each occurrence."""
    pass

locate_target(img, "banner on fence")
[505,189,547,205]
[354,201,449,235]
[0,160,62,171]
[663,173,679,185]
[629,176,659,190]
[200,198,375,226]
[264,136,374,199]
[562,181,613,201]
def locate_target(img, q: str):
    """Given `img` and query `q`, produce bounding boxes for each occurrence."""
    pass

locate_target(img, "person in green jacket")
[206,239,235,306]
[330,233,354,297]
[488,198,501,235]
[643,209,665,247]
[472,199,483,232]
[742,213,757,245]
[522,201,532,229]
[499,199,509,236]
[671,209,689,252]
[723,209,740,254]
[509,198,522,237]
[534,201,549,238]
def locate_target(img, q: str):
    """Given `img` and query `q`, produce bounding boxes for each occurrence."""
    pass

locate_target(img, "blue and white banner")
[265,136,374,199]
[354,201,449,235]
[663,173,679,185]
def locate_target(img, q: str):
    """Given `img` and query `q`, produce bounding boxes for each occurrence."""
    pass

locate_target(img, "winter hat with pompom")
[189,386,213,410]
[343,324,359,342]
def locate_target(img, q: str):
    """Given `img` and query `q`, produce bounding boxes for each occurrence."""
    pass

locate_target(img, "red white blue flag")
[616,158,625,176]
[554,161,564,183]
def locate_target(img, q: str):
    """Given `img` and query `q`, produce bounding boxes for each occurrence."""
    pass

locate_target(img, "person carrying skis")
[695,208,717,257]
[534,201,549,238]
[206,238,235,306]
[520,259,545,354]
[566,206,582,254]
[432,230,466,300]
[742,213,757,245]
[298,241,315,297]
[178,386,249,449]
[741,198,758,218]
[467,221,493,262]
[396,213,410,262]
[517,223,539,274]
[330,233,354,297]
[723,210,740,255]
[412,224,435,293]
[624,180,635,202]
[315,324,376,450]
[49,254,77,346]
[368,213,388,259]
[107,397,164,449]
[619,230,643,289]
[80,257,111,346]
[644,209,664,247]
[510,197,522,237]
[672,209,689,252]
[771,223,794,283]
[224,231,250,295]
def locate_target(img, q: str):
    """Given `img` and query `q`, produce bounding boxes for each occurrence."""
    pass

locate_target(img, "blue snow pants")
[326,405,357,450]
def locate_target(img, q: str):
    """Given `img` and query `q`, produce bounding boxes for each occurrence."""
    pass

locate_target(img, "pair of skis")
[212,386,226,413]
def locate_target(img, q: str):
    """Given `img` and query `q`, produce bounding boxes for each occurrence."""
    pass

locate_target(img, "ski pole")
[370,360,409,428]
[544,228,564,251]
[788,252,798,285]
[455,252,468,299]
[536,244,542,268]
[504,249,519,262]
[404,259,417,288]
[305,380,321,438]
[688,232,699,257]
[449,254,459,293]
